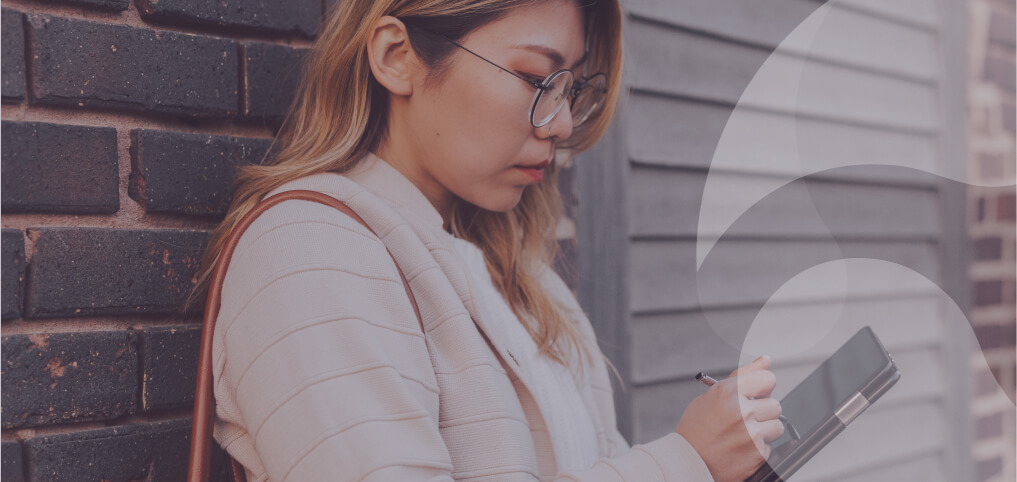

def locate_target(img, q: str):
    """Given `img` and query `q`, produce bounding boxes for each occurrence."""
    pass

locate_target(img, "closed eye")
[519,73,546,84]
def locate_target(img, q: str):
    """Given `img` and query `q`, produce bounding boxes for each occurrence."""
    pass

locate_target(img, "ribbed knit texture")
[211,153,715,481]
[448,234,600,473]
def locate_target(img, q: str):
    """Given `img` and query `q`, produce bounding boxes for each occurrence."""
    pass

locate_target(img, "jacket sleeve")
[555,433,715,481]
[214,201,455,482]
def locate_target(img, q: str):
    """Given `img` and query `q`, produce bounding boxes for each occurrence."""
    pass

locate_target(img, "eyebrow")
[512,44,590,71]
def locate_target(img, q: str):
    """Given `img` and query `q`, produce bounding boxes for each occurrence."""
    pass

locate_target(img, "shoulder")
[233,171,405,264]
[213,182,420,363]
[218,181,407,318]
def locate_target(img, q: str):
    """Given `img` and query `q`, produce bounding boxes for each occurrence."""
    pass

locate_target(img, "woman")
[189,0,784,480]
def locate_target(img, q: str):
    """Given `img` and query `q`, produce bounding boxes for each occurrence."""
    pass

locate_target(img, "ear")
[366,16,416,96]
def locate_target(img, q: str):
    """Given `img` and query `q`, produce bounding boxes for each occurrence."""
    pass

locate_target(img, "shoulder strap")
[187,189,424,482]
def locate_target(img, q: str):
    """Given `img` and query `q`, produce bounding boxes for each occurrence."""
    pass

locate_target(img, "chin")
[465,188,526,213]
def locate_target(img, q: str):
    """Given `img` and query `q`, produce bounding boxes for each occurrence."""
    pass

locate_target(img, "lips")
[514,159,550,183]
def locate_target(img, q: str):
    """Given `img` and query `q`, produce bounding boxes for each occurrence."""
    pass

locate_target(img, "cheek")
[443,77,531,166]
[451,76,532,153]
[421,72,537,211]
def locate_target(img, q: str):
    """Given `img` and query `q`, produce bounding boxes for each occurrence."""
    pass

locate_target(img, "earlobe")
[366,16,415,97]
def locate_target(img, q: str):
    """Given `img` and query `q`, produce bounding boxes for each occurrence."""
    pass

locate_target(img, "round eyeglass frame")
[528,70,608,128]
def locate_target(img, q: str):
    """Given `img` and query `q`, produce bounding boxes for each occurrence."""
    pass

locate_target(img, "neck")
[373,139,454,229]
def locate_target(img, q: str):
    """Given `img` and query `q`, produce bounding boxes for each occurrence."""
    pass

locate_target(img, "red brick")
[988,9,1016,50]
[978,152,1007,179]
[976,456,1003,481]
[983,51,1016,93]
[998,193,1015,222]
[974,236,1004,261]
[974,280,1004,307]
[976,412,1005,439]
[975,323,1016,350]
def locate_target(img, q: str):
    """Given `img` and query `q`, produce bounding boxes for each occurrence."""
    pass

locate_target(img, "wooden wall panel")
[629,240,940,313]
[630,294,944,384]
[628,21,939,131]
[628,166,941,239]
[628,0,938,80]
[826,0,940,28]
[626,93,941,185]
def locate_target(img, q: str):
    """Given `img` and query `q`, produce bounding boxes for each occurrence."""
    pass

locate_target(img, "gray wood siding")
[577,0,971,479]
[626,94,941,184]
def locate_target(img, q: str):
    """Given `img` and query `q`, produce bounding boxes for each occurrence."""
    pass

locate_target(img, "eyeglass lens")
[532,71,608,128]
[533,71,574,127]
[571,74,607,126]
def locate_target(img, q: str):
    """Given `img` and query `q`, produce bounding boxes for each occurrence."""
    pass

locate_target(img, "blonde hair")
[186,0,623,367]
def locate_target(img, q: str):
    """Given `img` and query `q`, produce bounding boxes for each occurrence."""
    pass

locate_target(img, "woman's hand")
[675,356,784,482]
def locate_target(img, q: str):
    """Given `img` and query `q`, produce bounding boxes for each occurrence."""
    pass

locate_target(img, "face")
[383,0,587,218]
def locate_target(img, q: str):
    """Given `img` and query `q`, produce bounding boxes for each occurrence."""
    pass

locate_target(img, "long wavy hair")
[186,0,623,367]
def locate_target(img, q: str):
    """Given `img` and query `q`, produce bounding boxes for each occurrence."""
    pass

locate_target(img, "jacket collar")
[347,153,566,451]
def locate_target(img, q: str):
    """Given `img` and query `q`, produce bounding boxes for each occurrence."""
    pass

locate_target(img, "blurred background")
[0,0,1014,481]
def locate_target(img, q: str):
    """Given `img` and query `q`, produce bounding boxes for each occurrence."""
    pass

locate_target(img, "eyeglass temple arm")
[441,36,545,90]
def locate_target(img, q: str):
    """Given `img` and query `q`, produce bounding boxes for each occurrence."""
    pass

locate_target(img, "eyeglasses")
[439,36,609,129]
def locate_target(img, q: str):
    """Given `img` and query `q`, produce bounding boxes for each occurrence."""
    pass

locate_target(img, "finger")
[729,355,771,377]
[746,420,776,458]
[758,419,785,443]
[736,370,778,399]
[744,397,782,422]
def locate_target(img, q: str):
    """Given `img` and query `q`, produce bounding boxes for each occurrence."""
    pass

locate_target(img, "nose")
[538,101,575,141]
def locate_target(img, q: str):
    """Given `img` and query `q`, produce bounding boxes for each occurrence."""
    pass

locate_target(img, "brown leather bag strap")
[187,189,424,482]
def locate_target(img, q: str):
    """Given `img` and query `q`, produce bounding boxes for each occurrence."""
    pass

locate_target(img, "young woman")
[189,0,784,480]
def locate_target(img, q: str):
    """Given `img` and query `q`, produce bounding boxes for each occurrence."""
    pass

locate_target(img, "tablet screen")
[768,327,891,458]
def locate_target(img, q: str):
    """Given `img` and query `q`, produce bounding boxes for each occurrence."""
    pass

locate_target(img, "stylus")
[694,371,801,441]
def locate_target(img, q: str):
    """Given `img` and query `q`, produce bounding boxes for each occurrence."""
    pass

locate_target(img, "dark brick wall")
[0,0,323,480]
[27,14,239,117]
[1,121,119,213]
[2,9,25,101]
[2,331,138,428]
[129,130,273,215]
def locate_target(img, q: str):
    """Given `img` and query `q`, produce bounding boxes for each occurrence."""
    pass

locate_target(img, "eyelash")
[519,72,546,84]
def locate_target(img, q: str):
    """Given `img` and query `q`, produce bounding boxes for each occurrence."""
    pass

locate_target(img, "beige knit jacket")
[211,153,714,481]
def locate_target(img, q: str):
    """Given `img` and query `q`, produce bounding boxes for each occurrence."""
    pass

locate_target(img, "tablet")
[745,326,901,482]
